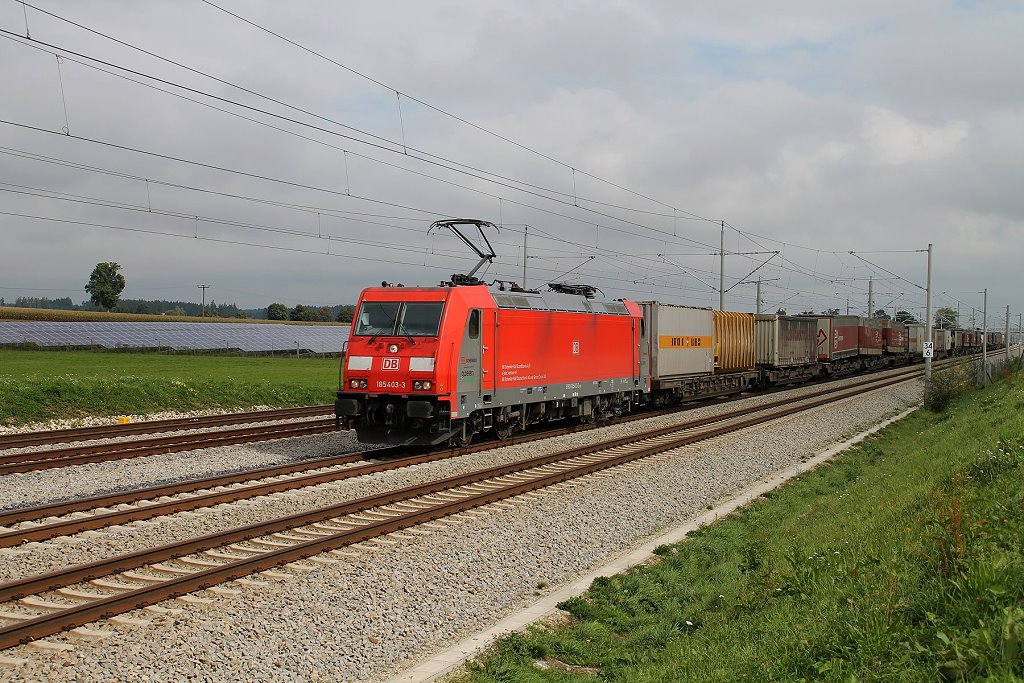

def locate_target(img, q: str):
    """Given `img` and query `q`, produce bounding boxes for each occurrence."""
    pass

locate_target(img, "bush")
[925,360,976,412]
[998,353,1024,380]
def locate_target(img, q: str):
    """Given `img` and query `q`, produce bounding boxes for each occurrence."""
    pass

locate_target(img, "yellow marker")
[659,335,712,349]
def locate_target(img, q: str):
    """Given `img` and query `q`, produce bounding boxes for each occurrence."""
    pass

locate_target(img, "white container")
[639,302,714,379]
[755,315,817,368]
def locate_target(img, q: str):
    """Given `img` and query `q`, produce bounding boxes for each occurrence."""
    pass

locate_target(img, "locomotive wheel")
[449,423,473,448]
[494,422,514,440]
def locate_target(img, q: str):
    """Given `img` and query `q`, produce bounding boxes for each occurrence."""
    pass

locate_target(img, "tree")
[935,306,958,330]
[84,262,126,312]
[895,310,918,324]
[312,306,333,322]
[267,303,288,320]
[873,309,891,320]
[336,305,356,323]
[822,308,840,316]
[289,304,313,321]
[775,308,787,316]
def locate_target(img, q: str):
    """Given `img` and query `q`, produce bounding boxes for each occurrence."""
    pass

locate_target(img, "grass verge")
[460,372,1024,681]
[0,350,340,426]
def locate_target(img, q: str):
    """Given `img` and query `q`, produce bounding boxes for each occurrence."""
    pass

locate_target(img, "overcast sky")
[1,1,1020,328]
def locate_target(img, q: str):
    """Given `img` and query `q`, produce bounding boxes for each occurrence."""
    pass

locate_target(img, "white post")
[719,221,725,311]
[868,277,874,318]
[982,288,988,384]
[924,244,933,383]
[1006,305,1011,363]
[523,225,528,289]
[756,278,763,315]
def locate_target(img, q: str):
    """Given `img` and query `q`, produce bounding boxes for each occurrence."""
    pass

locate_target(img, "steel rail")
[0,370,914,652]
[0,419,337,476]
[0,405,334,450]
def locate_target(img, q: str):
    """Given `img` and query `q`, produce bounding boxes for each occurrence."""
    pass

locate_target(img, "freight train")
[334,234,986,446]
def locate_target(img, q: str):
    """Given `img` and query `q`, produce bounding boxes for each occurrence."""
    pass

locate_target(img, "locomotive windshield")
[354,301,444,337]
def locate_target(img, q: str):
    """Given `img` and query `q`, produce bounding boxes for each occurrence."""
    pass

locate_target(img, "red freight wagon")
[816,315,860,361]
[859,318,884,356]
[336,284,643,446]
[883,321,908,353]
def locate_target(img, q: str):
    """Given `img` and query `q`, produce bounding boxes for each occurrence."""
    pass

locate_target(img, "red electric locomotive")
[335,281,645,446]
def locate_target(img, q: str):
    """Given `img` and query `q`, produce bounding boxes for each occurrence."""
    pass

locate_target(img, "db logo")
[381,357,400,371]
[572,340,580,355]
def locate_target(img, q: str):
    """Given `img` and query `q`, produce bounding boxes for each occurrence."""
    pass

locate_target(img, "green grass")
[460,372,1024,682]
[0,350,341,426]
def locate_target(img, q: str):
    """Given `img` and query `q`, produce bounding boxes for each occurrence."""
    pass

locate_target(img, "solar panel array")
[0,321,349,353]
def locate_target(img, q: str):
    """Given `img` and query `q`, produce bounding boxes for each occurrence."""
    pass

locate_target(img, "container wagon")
[639,302,757,404]
[755,314,819,384]
[815,315,863,375]
[859,317,886,370]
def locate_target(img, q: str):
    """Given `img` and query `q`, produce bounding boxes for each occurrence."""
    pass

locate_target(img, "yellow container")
[117,416,132,425]
[713,310,755,372]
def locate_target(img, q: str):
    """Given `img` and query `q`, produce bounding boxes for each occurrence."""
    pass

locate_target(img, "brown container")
[713,310,755,372]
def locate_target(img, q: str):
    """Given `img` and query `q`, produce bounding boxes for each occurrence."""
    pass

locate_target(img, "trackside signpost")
[923,341,934,359]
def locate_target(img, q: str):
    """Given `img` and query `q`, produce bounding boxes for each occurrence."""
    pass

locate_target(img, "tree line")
[267,303,356,323]
[0,263,354,322]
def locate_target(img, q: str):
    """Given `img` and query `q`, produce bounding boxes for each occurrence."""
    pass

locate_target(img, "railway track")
[0,366,929,547]
[0,416,336,476]
[0,355,975,477]
[0,404,334,450]
[0,370,917,650]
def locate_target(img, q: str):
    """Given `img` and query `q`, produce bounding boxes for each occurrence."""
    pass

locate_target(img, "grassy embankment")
[461,369,1024,681]
[0,350,340,426]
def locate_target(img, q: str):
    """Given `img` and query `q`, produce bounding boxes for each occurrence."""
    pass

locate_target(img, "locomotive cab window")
[398,302,444,336]
[354,301,444,337]
[355,302,400,336]
[468,309,480,339]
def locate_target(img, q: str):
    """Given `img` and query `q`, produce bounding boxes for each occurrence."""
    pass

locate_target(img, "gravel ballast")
[1,375,922,681]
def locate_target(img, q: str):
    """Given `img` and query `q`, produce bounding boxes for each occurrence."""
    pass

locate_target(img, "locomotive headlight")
[349,379,360,389]
[388,343,399,353]
[422,380,431,390]
[413,381,422,390]
[359,379,367,389]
